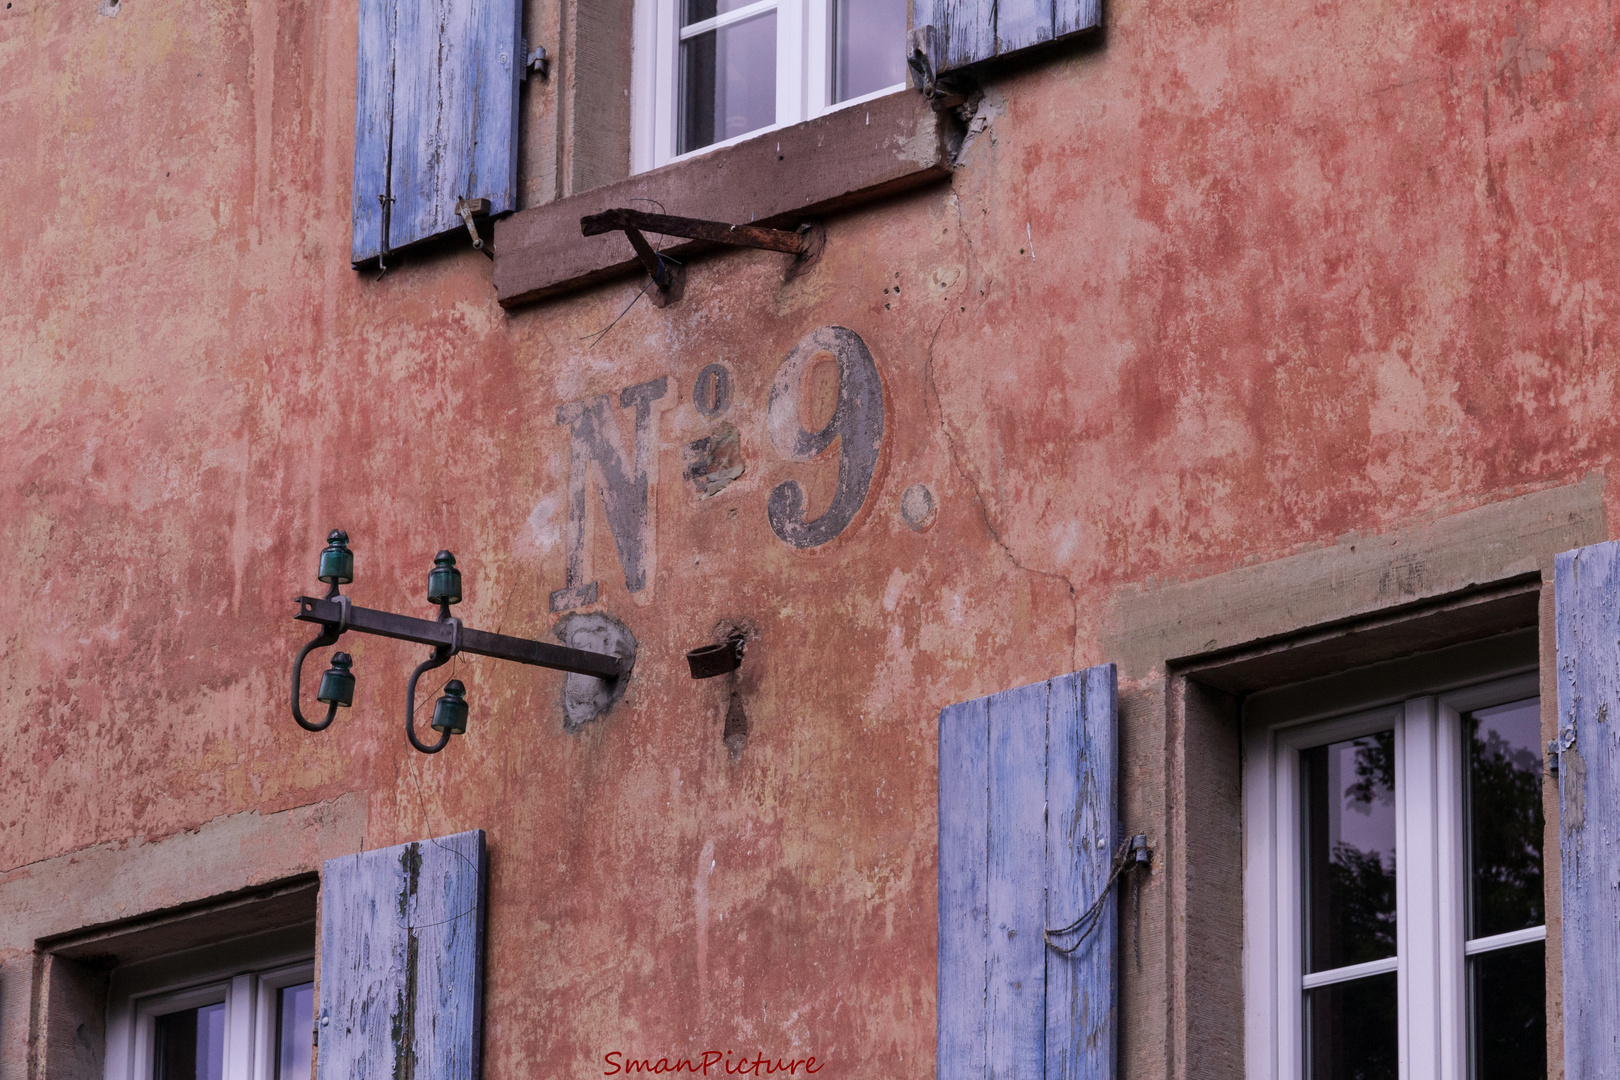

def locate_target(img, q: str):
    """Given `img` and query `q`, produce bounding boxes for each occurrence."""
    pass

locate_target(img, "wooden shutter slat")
[385,0,440,249]
[1553,543,1620,1080]
[938,695,990,1080]
[938,665,1118,1080]
[927,0,993,74]
[918,0,1102,74]
[1043,667,1117,1080]
[1052,0,1102,41]
[994,0,1052,53]
[318,829,487,1080]
[351,0,396,263]
[987,680,1051,1079]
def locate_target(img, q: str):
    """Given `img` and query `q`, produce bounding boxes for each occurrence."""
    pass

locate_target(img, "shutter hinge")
[520,38,550,80]
[906,26,938,95]
[1547,725,1575,776]
[907,26,969,110]
[1127,832,1153,870]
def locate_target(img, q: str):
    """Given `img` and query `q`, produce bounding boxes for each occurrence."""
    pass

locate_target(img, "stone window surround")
[1104,474,1603,1080]
[29,880,317,1080]
[8,795,366,1080]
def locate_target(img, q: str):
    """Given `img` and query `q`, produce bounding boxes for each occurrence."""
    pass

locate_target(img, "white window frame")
[1243,670,1545,1080]
[105,954,314,1080]
[631,0,908,172]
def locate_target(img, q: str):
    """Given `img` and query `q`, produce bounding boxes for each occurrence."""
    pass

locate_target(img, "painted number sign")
[550,325,884,613]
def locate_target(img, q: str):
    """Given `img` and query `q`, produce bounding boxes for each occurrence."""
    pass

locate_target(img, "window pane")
[832,0,908,103]
[1470,941,1547,1080]
[678,12,776,154]
[1302,731,1397,973]
[1305,972,1398,1080]
[277,981,315,1080]
[153,1003,225,1080]
[1467,697,1544,938]
[682,0,757,25]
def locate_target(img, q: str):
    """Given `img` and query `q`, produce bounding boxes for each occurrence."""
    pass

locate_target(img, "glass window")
[275,982,315,1080]
[1301,731,1398,1080]
[1464,697,1547,1080]
[639,0,911,168]
[679,4,778,155]
[1466,698,1544,937]
[1303,973,1398,1080]
[831,0,908,104]
[153,1003,226,1080]
[1247,672,1548,1080]
[1302,732,1398,974]
[108,956,315,1080]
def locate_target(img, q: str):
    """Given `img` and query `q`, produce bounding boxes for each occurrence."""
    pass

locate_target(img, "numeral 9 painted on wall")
[764,326,886,549]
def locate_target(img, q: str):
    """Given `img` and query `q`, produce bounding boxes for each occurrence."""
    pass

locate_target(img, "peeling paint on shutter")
[318,829,487,1080]
[915,0,1102,77]
[1553,543,1620,1080]
[351,0,521,266]
[938,665,1117,1080]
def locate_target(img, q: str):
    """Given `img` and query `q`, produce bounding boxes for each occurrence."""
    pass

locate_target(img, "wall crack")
[924,187,1080,668]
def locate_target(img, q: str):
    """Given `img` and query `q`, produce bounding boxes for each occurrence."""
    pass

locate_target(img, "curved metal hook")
[291,624,343,731]
[406,646,454,754]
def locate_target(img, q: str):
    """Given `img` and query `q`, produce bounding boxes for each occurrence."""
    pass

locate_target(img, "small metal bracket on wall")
[455,197,493,258]
[580,208,816,299]
[289,530,628,754]
[686,631,751,756]
[525,44,550,79]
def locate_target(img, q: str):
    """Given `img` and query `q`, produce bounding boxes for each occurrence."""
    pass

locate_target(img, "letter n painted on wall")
[551,377,668,612]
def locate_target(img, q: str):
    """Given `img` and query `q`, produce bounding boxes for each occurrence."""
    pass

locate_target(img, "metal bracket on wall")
[526,44,550,79]
[289,531,627,754]
[580,208,813,294]
[455,197,493,258]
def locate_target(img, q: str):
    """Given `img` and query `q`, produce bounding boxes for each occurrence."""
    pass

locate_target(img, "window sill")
[492,89,962,308]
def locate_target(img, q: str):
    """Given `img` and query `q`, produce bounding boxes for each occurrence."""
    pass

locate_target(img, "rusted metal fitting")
[686,635,746,679]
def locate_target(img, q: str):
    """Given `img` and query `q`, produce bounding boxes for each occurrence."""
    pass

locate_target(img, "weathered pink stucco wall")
[2,0,1616,1072]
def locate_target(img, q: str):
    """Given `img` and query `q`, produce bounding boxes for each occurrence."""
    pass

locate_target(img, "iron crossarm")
[580,209,810,255]
[294,596,625,679]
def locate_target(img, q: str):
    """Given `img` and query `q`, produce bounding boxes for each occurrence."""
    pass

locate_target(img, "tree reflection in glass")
[1304,730,1397,971]
[1465,696,1546,1080]
[1302,730,1397,1080]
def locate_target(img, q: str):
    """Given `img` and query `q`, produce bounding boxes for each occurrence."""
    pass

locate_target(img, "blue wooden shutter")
[1553,542,1620,1080]
[318,829,487,1080]
[915,0,1101,76]
[938,664,1117,1080]
[351,0,522,265]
